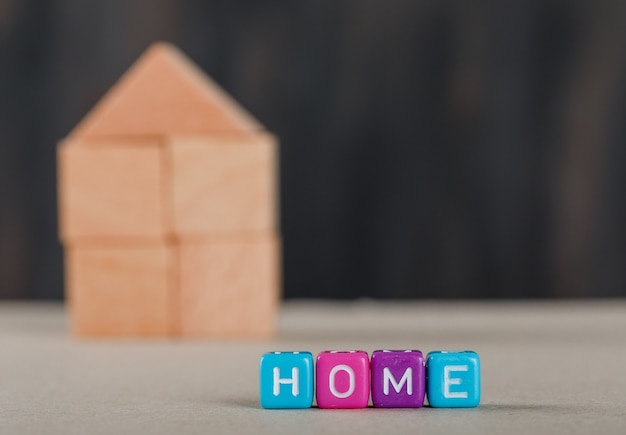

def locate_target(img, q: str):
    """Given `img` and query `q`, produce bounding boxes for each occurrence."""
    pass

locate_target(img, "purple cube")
[371,350,425,408]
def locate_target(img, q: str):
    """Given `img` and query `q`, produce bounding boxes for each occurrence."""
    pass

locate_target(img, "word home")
[259,350,480,409]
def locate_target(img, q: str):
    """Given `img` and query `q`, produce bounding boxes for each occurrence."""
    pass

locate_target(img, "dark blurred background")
[2,1,626,300]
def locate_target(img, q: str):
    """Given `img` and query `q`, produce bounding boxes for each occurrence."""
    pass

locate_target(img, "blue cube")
[426,351,481,408]
[260,351,314,409]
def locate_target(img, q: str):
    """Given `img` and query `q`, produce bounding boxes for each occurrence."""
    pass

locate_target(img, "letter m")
[383,367,413,395]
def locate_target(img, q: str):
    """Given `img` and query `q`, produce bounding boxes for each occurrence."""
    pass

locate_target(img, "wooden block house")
[58,42,280,337]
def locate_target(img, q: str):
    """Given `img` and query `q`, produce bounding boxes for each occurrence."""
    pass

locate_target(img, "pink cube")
[316,350,370,409]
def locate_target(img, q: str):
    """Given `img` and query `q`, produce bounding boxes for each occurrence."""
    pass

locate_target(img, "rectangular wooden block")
[169,133,277,236]
[177,234,280,338]
[58,138,169,242]
[65,244,176,337]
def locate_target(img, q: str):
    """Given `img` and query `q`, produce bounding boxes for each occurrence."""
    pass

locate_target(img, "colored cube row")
[259,350,480,409]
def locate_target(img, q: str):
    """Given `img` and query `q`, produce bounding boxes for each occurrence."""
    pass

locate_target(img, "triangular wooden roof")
[69,42,263,139]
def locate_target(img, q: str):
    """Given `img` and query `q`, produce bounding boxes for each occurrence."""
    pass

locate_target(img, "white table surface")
[1,300,625,434]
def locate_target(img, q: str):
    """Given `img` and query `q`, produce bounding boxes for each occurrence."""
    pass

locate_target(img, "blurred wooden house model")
[57,42,280,337]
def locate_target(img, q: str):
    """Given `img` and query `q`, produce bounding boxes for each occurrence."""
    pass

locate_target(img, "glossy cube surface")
[316,351,370,409]
[260,352,314,409]
[371,350,425,408]
[426,351,481,408]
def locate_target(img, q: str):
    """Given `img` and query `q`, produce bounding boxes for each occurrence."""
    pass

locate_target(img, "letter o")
[329,364,355,398]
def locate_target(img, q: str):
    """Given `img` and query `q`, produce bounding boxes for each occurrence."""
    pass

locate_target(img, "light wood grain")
[58,138,168,242]
[69,42,262,139]
[66,244,175,337]
[58,42,280,339]
[178,235,280,338]
[169,132,277,236]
